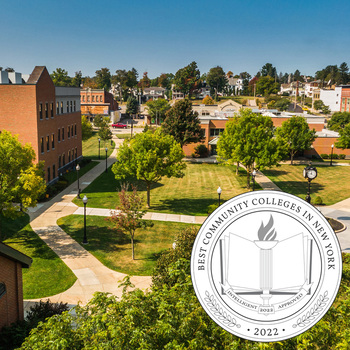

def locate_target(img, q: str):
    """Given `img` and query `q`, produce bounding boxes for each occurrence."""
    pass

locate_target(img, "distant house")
[304,81,321,98]
[196,82,211,99]
[279,82,304,96]
[143,87,166,101]
[171,84,185,100]
[0,243,32,329]
[227,76,243,95]
[319,87,342,112]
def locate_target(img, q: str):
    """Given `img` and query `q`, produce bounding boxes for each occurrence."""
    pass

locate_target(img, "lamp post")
[105,147,108,173]
[98,138,101,160]
[330,144,334,166]
[217,186,222,206]
[303,165,317,204]
[76,164,81,198]
[82,195,88,244]
[252,169,257,191]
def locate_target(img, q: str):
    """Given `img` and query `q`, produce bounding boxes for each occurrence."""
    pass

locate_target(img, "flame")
[258,216,277,241]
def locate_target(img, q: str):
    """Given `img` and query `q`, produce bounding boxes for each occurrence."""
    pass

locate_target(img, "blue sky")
[2,0,350,79]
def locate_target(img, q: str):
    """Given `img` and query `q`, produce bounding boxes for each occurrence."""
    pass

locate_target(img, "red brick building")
[340,86,350,112]
[0,66,82,183]
[0,243,32,329]
[80,88,118,119]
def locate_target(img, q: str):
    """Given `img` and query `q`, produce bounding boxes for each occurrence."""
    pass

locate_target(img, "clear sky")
[2,0,350,79]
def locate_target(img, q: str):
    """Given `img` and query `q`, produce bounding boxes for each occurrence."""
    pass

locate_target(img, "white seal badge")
[191,191,342,342]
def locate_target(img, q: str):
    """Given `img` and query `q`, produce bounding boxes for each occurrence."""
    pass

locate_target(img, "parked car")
[112,123,127,129]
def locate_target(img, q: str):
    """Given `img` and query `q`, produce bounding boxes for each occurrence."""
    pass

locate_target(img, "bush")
[320,153,329,159]
[313,196,323,205]
[339,154,346,159]
[26,300,69,326]
[242,99,247,105]
[194,144,209,158]
[330,153,338,159]
[207,202,225,214]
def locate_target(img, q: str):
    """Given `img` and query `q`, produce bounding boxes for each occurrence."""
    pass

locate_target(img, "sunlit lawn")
[83,131,115,160]
[72,163,257,216]
[2,214,76,299]
[263,164,350,205]
[57,215,198,276]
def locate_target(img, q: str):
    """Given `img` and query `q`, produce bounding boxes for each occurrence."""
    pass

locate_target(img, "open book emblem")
[220,215,313,315]
[191,191,342,342]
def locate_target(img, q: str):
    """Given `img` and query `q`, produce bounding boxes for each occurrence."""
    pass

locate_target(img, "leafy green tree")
[293,69,302,81]
[261,63,277,78]
[98,124,112,143]
[313,100,331,114]
[126,96,139,116]
[95,67,111,90]
[0,131,46,239]
[145,98,170,124]
[335,123,350,149]
[158,73,173,89]
[81,115,93,140]
[256,76,280,95]
[138,72,151,89]
[202,95,215,105]
[276,116,317,164]
[71,71,82,87]
[93,114,107,129]
[328,112,350,131]
[217,109,285,187]
[206,66,228,100]
[273,98,291,111]
[109,185,148,260]
[50,68,71,86]
[173,61,201,98]
[339,62,349,84]
[111,130,186,207]
[162,99,204,147]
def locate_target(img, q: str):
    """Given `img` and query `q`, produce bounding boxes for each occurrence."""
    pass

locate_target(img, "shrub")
[339,154,346,159]
[314,196,323,205]
[194,144,209,158]
[26,300,69,326]
[202,95,214,105]
[242,99,247,105]
[320,153,329,159]
[330,153,339,159]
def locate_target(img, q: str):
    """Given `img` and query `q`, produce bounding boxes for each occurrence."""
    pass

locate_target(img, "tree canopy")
[50,68,71,86]
[217,109,285,187]
[261,63,277,78]
[255,75,280,95]
[145,98,171,123]
[162,99,204,147]
[126,96,139,115]
[173,61,201,98]
[335,123,350,149]
[111,130,186,207]
[206,66,228,100]
[81,116,93,141]
[276,116,317,164]
[328,112,350,131]
[95,68,111,90]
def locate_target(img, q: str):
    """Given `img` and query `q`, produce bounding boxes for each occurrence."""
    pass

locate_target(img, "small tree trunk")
[131,234,135,260]
[246,170,251,188]
[147,183,151,208]
[236,162,240,175]
[291,152,294,165]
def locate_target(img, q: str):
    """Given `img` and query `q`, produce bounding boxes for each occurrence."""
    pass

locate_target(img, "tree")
[313,100,331,114]
[217,110,285,187]
[158,73,173,89]
[173,61,201,98]
[339,62,349,84]
[81,115,93,140]
[202,95,215,105]
[50,68,71,86]
[255,75,280,95]
[145,98,170,124]
[206,66,228,100]
[273,98,291,111]
[95,68,111,90]
[328,112,350,131]
[111,130,186,207]
[109,185,148,260]
[275,116,317,164]
[138,72,151,89]
[126,96,138,116]
[162,99,204,147]
[293,69,302,81]
[98,124,112,143]
[0,131,46,239]
[261,63,277,78]
[93,114,107,129]
[71,71,82,87]
[335,123,350,149]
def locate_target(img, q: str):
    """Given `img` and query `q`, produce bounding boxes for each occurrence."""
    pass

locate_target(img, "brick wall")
[0,256,23,329]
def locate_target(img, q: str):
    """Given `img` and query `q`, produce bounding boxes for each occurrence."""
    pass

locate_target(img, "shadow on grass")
[262,170,290,176]
[272,181,325,196]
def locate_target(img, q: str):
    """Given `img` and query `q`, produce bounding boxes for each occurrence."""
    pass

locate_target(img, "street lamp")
[217,186,222,206]
[105,147,108,173]
[98,138,101,160]
[303,164,318,204]
[330,144,334,166]
[76,164,81,198]
[252,169,257,191]
[82,195,88,244]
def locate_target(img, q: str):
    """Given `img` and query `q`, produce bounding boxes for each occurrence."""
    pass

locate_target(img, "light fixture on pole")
[98,138,101,160]
[252,169,257,191]
[76,164,81,198]
[105,147,108,173]
[330,144,334,166]
[217,186,222,206]
[82,195,88,244]
[303,164,318,204]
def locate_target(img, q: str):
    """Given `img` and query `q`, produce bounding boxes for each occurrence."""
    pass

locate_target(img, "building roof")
[26,66,46,84]
[0,242,32,268]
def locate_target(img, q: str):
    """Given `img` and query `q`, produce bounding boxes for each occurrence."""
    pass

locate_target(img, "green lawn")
[83,131,115,160]
[2,214,76,299]
[72,163,256,216]
[61,160,99,185]
[263,164,350,205]
[57,215,197,276]
[116,133,131,139]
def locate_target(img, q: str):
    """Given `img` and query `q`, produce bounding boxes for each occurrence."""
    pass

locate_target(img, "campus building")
[0,66,82,183]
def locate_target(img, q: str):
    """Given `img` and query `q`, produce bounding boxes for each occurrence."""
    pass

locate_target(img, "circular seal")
[191,191,342,342]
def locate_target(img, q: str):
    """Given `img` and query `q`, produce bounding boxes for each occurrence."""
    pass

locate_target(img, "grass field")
[72,163,256,216]
[61,160,99,185]
[82,131,115,160]
[57,215,198,276]
[2,214,76,299]
[263,164,350,205]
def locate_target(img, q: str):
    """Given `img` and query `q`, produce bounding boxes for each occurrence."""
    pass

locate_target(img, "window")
[39,103,43,120]
[71,125,73,137]
[52,134,55,149]
[46,136,50,151]
[66,101,69,113]
[0,283,6,300]
[50,102,54,117]
[75,147,77,159]
[61,102,63,114]
[63,154,65,165]
[83,95,85,102]
[58,155,61,168]
[87,96,90,102]
[100,96,102,102]
[62,127,65,141]
[68,126,70,138]
[72,148,75,160]
[58,128,61,142]
[92,96,95,102]
[70,101,73,112]
[53,164,56,179]
[47,167,51,182]
[210,128,224,137]
[68,150,71,162]
[45,102,48,119]
[75,124,77,136]
[56,102,59,115]
[41,137,44,153]
[74,100,76,111]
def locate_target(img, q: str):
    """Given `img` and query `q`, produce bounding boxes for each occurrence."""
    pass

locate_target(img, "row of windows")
[39,100,78,119]
[210,128,224,136]
[39,102,54,120]
[56,100,77,115]
[81,95,103,102]
[40,125,77,153]
[47,148,78,182]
